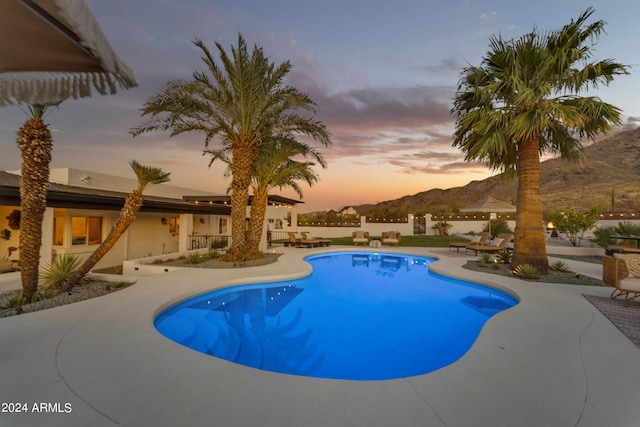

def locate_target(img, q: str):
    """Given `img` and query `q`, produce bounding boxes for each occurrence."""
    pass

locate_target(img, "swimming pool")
[155,251,518,380]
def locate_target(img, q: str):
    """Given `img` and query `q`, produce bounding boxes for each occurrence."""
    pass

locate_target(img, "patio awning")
[0,0,137,105]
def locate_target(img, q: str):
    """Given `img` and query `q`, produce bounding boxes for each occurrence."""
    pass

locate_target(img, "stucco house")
[0,168,301,273]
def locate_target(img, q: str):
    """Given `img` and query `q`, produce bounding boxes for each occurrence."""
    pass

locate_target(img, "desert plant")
[512,264,540,280]
[152,258,163,264]
[178,255,186,260]
[591,226,618,248]
[496,250,512,264]
[478,252,492,266]
[432,220,453,236]
[550,260,570,272]
[4,292,26,308]
[40,254,88,290]
[483,219,512,237]
[113,265,124,275]
[206,249,220,259]
[183,253,203,265]
[615,221,640,237]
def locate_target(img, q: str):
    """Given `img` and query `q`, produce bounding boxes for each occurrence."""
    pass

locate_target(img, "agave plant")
[549,260,570,272]
[40,254,88,290]
[512,264,540,280]
[478,252,492,266]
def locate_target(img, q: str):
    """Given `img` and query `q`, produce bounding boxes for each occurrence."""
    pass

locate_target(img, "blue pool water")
[154,252,518,380]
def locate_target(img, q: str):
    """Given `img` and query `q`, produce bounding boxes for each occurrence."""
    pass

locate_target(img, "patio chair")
[466,233,514,255]
[449,232,490,252]
[602,254,640,307]
[352,231,370,246]
[300,232,331,247]
[381,231,401,246]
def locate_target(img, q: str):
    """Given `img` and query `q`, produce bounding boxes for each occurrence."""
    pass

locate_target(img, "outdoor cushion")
[491,238,504,247]
[619,277,640,292]
[470,235,482,243]
[622,254,640,277]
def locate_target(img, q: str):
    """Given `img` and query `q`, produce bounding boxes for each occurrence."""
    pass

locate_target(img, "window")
[169,217,180,234]
[218,218,228,234]
[71,216,102,245]
[53,217,64,245]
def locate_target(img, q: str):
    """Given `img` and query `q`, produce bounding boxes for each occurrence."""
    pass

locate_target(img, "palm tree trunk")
[246,189,268,257]
[17,118,52,301]
[224,143,256,261]
[511,138,549,274]
[64,191,144,290]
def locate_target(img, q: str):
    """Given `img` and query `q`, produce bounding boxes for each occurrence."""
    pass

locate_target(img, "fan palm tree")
[131,34,330,261]
[451,7,628,273]
[245,137,326,255]
[16,104,53,302]
[63,161,170,290]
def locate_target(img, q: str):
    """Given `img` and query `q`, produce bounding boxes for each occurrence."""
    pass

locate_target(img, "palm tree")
[63,161,170,290]
[451,7,628,273]
[245,138,326,255]
[16,104,53,302]
[131,34,331,261]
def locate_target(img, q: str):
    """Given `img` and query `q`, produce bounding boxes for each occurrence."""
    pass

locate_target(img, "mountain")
[358,127,640,214]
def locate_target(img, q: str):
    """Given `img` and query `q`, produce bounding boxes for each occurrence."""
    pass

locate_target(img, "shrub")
[591,226,617,248]
[483,218,512,237]
[183,253,203,264]
[40,254,88,290]
[152,258,164,264]
[211,237,228,250]
[547,208,598,247]
[206,249,220,259]
[550,260,570,272]
[512,264,540,279]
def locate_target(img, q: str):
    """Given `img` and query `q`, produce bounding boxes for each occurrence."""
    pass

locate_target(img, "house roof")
[182,194,303,207]
[0,171,231,215]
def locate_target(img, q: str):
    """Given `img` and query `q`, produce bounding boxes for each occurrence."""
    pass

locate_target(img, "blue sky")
[1,0,639,212]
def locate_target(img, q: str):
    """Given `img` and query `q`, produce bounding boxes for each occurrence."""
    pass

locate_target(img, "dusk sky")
[1,0,639,212]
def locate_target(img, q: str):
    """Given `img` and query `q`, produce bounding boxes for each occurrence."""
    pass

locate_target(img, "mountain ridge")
[356,127,640,214]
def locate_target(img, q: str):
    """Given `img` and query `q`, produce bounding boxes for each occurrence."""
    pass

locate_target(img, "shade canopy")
[0,0,137,105]
[460,196,516,213]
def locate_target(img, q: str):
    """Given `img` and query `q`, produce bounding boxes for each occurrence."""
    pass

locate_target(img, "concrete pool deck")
[0,246,638,427]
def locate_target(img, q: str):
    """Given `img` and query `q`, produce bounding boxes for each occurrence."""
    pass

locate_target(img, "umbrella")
[460,196,516,235]
[0,0,137,105]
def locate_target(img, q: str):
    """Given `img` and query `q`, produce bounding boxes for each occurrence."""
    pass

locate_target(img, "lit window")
[71,216,102,245]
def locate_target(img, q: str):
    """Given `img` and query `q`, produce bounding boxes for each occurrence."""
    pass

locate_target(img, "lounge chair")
[602,254,640,307]
[300,232,331,247]
[287,232,320,248]
[466,233,514,255]
[381,231,401,246]
[449,232,490,252]
[352,231,370,246]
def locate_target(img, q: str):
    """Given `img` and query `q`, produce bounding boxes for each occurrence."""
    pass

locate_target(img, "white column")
[39,207,54,269]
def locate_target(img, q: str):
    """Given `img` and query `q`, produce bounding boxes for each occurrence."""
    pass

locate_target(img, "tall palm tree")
[131,34,331,261]
[63,161,170,290]
[245,137,326,255]
[16,104,53,302]
[451,7,628,273]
